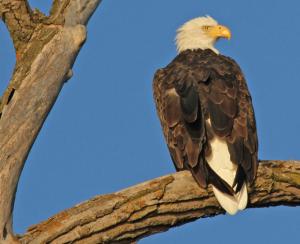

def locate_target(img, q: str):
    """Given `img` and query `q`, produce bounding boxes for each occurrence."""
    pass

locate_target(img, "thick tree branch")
[0,0,102,243]
[0,0,35,52]
[18,160,300,244]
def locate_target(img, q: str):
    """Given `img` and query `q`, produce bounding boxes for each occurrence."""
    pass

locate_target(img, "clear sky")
[0,0,300,243]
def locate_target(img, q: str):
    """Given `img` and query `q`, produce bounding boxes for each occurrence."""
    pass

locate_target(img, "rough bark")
[0,0,35,53]
[0,1,300,244]
[0,0,101,243]
[18,160,300,243]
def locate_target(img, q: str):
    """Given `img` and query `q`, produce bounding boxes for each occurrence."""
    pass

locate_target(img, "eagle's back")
[153,49,258,213]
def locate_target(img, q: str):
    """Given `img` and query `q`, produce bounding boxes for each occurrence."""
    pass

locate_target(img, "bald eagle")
[153,16,258,215]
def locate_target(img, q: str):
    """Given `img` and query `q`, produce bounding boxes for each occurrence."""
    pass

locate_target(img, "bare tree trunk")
[0,0,101,243]
[0,1,299,244]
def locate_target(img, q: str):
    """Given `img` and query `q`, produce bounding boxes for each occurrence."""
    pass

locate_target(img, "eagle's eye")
[202,26,211,31]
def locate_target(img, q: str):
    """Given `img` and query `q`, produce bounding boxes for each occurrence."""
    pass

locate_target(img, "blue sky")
[1,0,300,243]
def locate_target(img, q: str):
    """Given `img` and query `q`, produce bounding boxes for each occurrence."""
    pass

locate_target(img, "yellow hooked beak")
[205,25,232,40]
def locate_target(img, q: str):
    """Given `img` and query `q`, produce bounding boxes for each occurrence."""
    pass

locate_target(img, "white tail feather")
[237,183,248,210]
[212,186,238,215]
[206,119,248,214]
[212,183,248,215]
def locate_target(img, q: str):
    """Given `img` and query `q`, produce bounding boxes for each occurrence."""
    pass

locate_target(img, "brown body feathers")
[153,49,258,195]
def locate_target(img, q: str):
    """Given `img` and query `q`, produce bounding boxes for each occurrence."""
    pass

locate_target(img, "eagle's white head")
[176,16,231,54]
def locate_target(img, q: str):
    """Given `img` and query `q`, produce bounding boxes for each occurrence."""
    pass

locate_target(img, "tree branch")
[0,0,35,52]
[18,160,300,243]
[0,0,102,243]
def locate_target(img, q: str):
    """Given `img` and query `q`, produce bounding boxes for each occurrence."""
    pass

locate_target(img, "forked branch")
[0,0,35,52]
[0,0,101,243]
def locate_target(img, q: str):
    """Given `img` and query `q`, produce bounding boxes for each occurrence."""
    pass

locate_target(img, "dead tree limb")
[0,0,101,243]
[18,160,300,243]
[0,0,35,52]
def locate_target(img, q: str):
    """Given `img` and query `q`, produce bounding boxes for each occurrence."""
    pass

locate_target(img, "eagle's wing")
[202,54,258,192]
[227,69,258,186]
[153,66,209,189]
